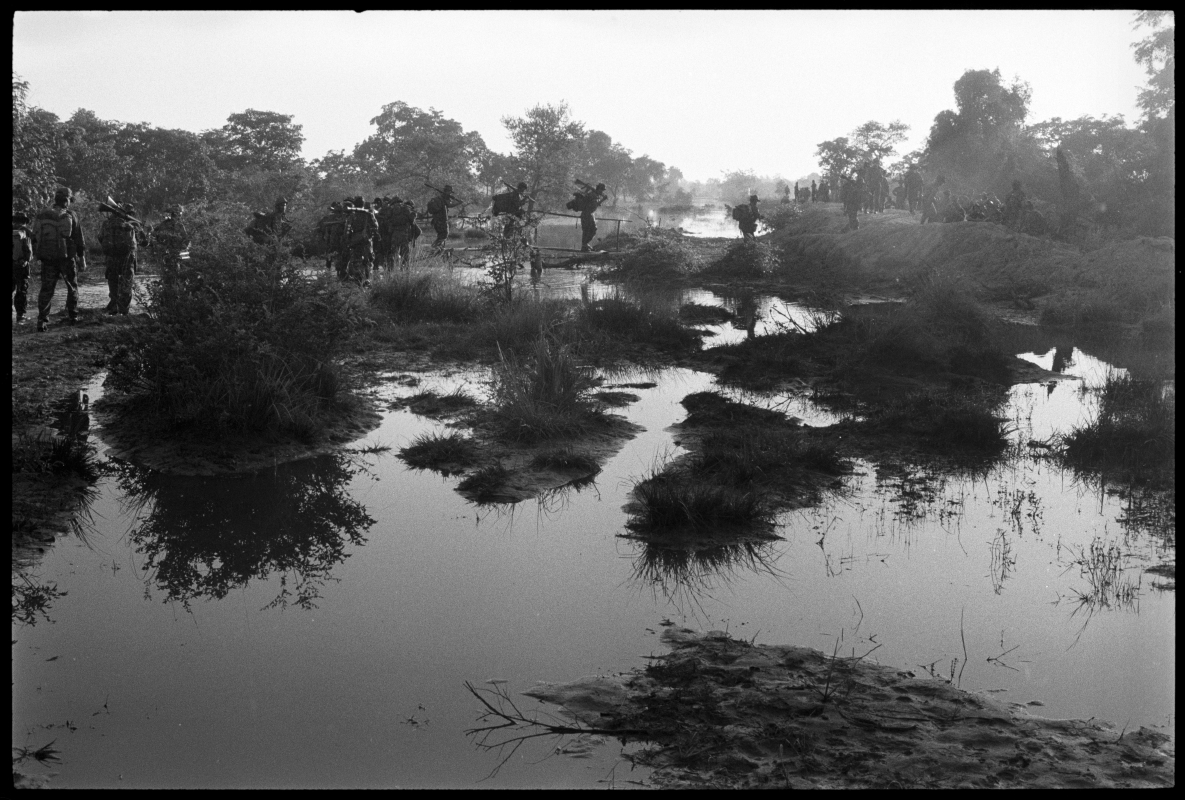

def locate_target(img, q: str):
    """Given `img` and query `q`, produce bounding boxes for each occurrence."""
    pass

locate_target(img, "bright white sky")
[13,10,1151,183]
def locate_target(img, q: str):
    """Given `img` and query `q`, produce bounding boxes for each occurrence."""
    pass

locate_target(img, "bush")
[106,228,359,438]
[489,334,602,442]
[370,270,482,324]
[704,241,782,279]
[580,295,700,352]
[611,237,702,280]
[628,473,774,533]
[759,203,802,232]
[399,431,479,472]
[1061,373,1174,483]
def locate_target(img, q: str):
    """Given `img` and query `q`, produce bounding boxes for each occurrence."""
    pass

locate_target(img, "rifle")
[424,182,467,206]
[98,197,144,228]
[501,181,537,205]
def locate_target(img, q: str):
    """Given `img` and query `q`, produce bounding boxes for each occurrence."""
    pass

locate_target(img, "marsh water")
[12,281,1175,788]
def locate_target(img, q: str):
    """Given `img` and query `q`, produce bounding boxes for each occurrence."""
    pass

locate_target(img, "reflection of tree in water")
[112,454,375,611]
[624,534,786,618]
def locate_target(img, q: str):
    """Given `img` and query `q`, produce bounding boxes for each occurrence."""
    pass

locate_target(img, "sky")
[13,10,1153,183]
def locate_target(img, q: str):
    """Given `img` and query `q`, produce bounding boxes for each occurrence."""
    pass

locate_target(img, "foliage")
[814,136,862,182]
[1131,10,1175,121]
[849,120,911,163]
[11,72,61,208]
[488,334,601,442]
[582,129,633,205]
[353,101,488,203]
[502,102,586,207]
[611,236,702,280]
[106,229,359,437]
[705,241,782,279]
[202,108,305,173]
[399,431,480,472]
[628,471,775,533]
[1061,373,1175,484]
[369,270,482,324]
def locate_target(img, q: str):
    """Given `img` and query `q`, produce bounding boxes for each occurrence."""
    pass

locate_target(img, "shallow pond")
[13,329,1174,788]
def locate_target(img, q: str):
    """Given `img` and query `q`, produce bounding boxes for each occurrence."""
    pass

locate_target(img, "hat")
[442,185,453,194]
[54,188,71,203]
[596,183,605,191]
[516,182,528,192]
[749,194,759,202]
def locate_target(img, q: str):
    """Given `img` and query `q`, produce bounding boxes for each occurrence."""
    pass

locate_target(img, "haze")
[13,10,1148,181]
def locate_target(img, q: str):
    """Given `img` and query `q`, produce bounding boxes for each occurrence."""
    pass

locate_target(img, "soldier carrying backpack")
[33,188,87,332]
[12,212,33,324]
[99,202,140,315]
[732,194,761,241]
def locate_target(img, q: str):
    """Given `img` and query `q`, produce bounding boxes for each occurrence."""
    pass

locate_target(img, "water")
[12,326,1174,787]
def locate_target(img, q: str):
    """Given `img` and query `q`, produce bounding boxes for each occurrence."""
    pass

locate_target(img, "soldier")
[781,185,792,205]
[12,211,32,324]
[98,203,139,315]
[152,205,191,282]
[315,202,348,274]
[736,194,761,242]
[904,165,924,214]
[578,182,607,252]
[426,185,462,252]
[839,176,863,231]
[246,197,290,245]
[33,188,87,332]
[342,200,378,284]
[1002,180,1026,228]
[810,180,817,203]
[380,196,416,269]
[493,181,531,241]
[919,175,945,225]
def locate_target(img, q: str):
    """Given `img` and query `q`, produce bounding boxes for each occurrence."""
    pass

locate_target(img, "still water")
[12,325,1174,788]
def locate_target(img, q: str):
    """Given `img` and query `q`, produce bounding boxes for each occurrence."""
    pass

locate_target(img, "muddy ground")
[12,207,1175,788]
[524,628,1175,789]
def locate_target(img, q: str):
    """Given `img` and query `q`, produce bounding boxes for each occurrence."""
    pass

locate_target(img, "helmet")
[749,194,759,202]
[353,196,363,206]
[54,188,71,203]
[390,195,403,204]
[595,183,605,192]
[442,185,454,195]
[373,197,383,205]
[516,182,528,192]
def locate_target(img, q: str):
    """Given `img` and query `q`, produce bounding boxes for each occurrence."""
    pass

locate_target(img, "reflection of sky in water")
[13,348,1173,788]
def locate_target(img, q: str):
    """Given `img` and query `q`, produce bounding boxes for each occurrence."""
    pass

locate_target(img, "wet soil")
[527,628,1176,789]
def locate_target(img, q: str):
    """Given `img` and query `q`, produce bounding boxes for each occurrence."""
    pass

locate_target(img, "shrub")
[873,392,1009,453]
[628,473,774,533]
[489,334,602,441]
[530,446,601,473]
[1061,373,1174,482]
[580,295,700,352]
[106,227,358,438]
[611,237,701,280]
[369,270,482,324]
[457,462,511,502]
[759,203,802,232]
[703,241,782,280]
[399,431,479,472]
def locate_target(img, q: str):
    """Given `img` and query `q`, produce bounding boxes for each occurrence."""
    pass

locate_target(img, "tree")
[814,137,860,181]
[203,109,305,172]
[12,73,62,208]
[850,120,910,164]
[475,148,520,199]
[581,130,632,206]
[622,155,666,203]
[502,102,586,207]
[719,169,759,203]
[353,102,487,201]
[113,125,216,214]
[1132,10,1175,122]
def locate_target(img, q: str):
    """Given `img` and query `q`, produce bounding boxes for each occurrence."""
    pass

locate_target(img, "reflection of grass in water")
[1069,537,1141,607]
[457,462,511,503]
[626,536,786,617]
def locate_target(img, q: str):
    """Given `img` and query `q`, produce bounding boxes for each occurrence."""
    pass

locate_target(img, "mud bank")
[528,628,1176,789]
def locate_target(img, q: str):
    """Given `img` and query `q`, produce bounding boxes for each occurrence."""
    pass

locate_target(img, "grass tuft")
[398,431,480,472]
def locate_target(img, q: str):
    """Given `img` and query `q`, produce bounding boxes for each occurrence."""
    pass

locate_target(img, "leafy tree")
[814,137,861,182]
[850,120,910,164]
[582,130,632,206]
[502,102,586,207]
[113,125,215,214]
[719,169,759,203]
[203,109,305,173]
[475,148,520,198]
[12,73,62,208]
[623,155,666,202]
[353,101,487,202]
[52,109,126,202]
[1132,10,1175,122]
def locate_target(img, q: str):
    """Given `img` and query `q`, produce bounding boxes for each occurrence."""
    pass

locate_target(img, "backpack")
[34,208,73,260]
[110,220,136,252]
[492,191,519,216]
[426,196,445,216]
[13,228,30,263]
[565,193,583,212]
[731,205,750,223]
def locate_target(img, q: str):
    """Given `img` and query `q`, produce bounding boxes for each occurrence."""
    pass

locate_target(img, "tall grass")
[369,270,482,324]
[1061,372,1175,482]
[106,229,358,437]
[703,241,782,279]
[628,471,775,533]
[488,334,602,442]
[398,431,479,472]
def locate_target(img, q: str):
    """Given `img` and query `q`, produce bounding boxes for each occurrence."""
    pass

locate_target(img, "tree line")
[11,86,686,220]
[810,11,1174,238]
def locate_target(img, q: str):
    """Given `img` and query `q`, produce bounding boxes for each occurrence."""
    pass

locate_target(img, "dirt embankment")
[771,205,1175,312]
[527,628,1175,790]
